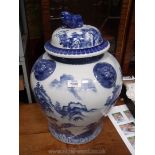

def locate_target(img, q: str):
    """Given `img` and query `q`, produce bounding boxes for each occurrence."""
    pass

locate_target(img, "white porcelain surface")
[30,51,122,144]
[30,11,122,144]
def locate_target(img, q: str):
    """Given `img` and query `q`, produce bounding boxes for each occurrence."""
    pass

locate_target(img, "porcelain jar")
[30,11,122,144]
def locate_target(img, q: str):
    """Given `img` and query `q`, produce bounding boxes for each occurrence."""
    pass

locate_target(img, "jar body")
[30,51,122,144]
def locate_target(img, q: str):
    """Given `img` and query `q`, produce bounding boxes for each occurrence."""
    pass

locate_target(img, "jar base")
[48,123,103,144]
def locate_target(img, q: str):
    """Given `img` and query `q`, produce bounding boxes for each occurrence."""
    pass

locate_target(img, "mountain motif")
[48,116,78,129]
[73,116,103,139]
[34,82,97,121]
[49,122,74,137]
[48,116,104,140]
[105,85,122,106]
[34,82,54,113]
[47,116,58,123]
[51,74,82,100]
[60,123,77,128]
[54,101,96,121]
[51,74,97,100]
[84,116,103,131]
[34,82,103,143]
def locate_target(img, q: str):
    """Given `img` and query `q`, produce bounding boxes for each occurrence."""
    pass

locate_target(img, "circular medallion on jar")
[33,58,56,81]
[93,62,117,88]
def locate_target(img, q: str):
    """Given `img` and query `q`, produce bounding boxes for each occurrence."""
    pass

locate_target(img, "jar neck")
[48,53,104,65]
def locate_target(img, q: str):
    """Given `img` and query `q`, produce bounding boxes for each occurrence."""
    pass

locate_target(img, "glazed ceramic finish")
[44,40,110,58]
[50,11,103,50]
[61,11,84,28]
[30,52,122,144]
[50,25,104,49]
[44,11,109,58]
[30,11,122,144]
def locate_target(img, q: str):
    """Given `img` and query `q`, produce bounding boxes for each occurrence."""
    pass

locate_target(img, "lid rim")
[44,40,110,58]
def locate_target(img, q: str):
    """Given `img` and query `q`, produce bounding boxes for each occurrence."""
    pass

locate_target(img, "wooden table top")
[20,100,130,155]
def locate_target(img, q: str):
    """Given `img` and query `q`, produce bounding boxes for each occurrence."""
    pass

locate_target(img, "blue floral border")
[44,41,109,55]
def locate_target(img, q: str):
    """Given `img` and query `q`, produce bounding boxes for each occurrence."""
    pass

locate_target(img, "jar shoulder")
[39,52,120,67]
[31,52,122,83]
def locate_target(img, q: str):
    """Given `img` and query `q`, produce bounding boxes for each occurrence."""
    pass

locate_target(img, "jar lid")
[44,11,110,58]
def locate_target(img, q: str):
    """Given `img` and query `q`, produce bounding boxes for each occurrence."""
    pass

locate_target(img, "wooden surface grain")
[20,100,130,155]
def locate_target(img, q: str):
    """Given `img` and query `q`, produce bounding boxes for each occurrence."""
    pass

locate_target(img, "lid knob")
[61,11,83,28]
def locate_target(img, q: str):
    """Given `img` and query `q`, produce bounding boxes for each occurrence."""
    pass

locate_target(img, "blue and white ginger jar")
[30,11,122,144]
